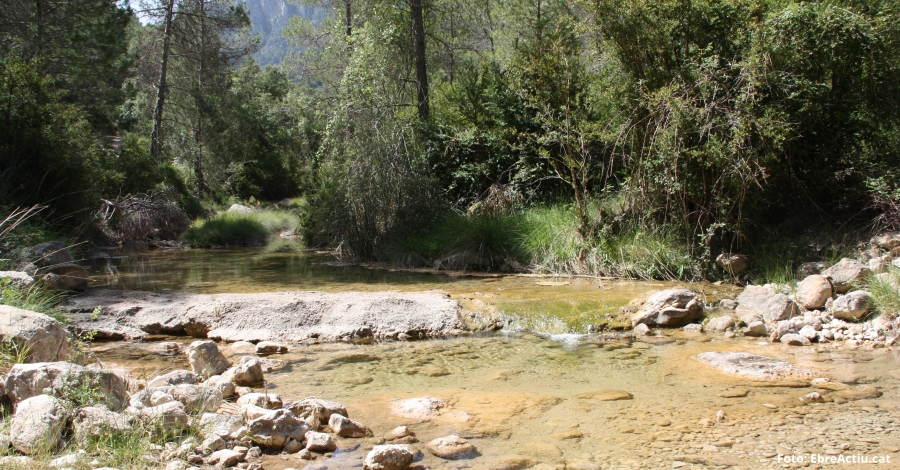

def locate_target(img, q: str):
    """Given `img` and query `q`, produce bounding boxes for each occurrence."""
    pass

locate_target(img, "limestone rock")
[872,233,900,250]
[0,305,71,363]
[226,356,264,386]
[230,341,256,354]
[197,412,243,439]
[822,258,868,294]
[240,404,271,422]
[329,413,368,438]
[170,384,223,413]
[10,394,68,454]
[245,409,310,448]
[633,323,651,336]
[4,361,127,411]
[284,398,348,423]
[237,392,283,410]
[795,275,832,310]
[780,333,812,346]
[832,290,872,320]
[227,204,253,213]
[769,319,798,342]
[427,435,477,460]
[185,340,230,379]
[715,253,750,275]
[364,444,414,470]
[390,396,448,420]
[693,352,813,381]
[632,289,704,328]
[255,341,288,355]
[206,448,245,467]
[744,321,768,337]
[73,406,131,444]
[798,325,818,341]
[0,271,34,289]
[797,261,827,279]
[705,316,735,332]
[133,401,190,431]
[204,374,235,398]
[305,431,336,453]
[736,286,799,322]
[147,370,198,387]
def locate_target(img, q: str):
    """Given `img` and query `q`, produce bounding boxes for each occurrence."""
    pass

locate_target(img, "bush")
[185,210,301,247]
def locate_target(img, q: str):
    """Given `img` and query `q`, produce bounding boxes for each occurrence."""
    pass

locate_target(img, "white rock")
[225,356,264,386]
[204,374,235,398]
[237,392,282,410]
[0,306,70,363]
[329,413,369,438]
[245,409,310,448]
[73,405,130,444]
[197,412,244,439]
[780,333,812,346]
[426,435,477,460]
[364,444,415,470]
[822,258,868,294]
[10,394,68,454]
[170,384,223,413]
[632,289,704,327]
[832,291,873,320]
[744,321,768,337]
[185,340,231,378]
[240,404,272,422]
[390,396,448,420]
[255,341,288,355]
[205,448,245,467]
[147,370,198,388]
[633,323,651,336]
[305,431,336,453]
[705,316,735,332]
[798,325,818,341]
[227,204,253,213]
[794,275,832,310]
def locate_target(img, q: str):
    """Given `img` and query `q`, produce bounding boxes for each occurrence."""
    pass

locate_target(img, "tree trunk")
[345,0,352,37]
[410,0,429,122]
[195,0,206,198]
[150,0,175,160]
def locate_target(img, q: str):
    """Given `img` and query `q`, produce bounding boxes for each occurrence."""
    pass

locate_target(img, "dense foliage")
[1,0,899,278]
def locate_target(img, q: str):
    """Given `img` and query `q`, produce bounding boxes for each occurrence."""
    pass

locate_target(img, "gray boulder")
[795,275,832,310]
[23,241,74,268]
[743,321,768,337]
[147,370,198,387]
[185,340,230,378]
[227,204,253,213]
[632,289,704,327]
[204,374,235,398]
[735,285,798,322]
[0,305,71,363]
[245,409,310,448]
[170,384,223,413]
[715,254,750,275]
[10,394,69,454]
[780,333,812,346]
[822,258,868,294]
[871,233,900,250]
[132,401,190,432]
[255,341,288,355]
[832,290,873,320]
[197,412,243,440]
[769,320,797,342]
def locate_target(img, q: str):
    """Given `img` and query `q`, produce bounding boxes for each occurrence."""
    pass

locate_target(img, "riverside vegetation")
[3,0,900,469]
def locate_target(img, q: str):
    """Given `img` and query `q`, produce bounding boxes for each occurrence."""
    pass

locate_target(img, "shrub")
[185,210,301,247]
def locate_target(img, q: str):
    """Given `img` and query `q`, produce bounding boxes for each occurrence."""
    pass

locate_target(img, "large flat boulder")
[693,352,814,381]
[64,289,468,342]
[0,305,71,362]
[735,286,798,322]
[822,258,867,294]
[4,362,128,411]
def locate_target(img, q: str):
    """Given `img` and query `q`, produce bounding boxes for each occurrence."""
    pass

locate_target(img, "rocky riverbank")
[62,290,474,343]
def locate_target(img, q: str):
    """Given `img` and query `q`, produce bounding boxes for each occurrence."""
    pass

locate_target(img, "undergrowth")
[184,209,301,247]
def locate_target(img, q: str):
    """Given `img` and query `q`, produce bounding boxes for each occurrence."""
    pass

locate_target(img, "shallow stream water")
[88,249,900,469]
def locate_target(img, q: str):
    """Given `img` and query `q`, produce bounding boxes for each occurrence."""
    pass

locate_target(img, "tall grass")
[392,204,700,280]
[865,269,900,320]
[184,210,301,247]
[0,279,66,314]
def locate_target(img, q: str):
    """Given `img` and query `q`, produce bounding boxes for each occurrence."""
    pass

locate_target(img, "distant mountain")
[239,0,325,66]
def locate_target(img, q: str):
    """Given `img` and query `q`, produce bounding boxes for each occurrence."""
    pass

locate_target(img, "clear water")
[88,249,900,469]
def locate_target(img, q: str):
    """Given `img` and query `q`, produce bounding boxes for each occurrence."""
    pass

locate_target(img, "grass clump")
[865,268,900,320]
[0,279,66,315]
[184,209,301,247]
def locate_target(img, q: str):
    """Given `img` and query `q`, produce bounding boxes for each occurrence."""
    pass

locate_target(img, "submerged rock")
[390,396,448,420]
[427,435,477,460]
[693,352,813,381]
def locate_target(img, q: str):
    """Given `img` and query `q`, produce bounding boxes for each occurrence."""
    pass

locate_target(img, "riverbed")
[87,249,900,469]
